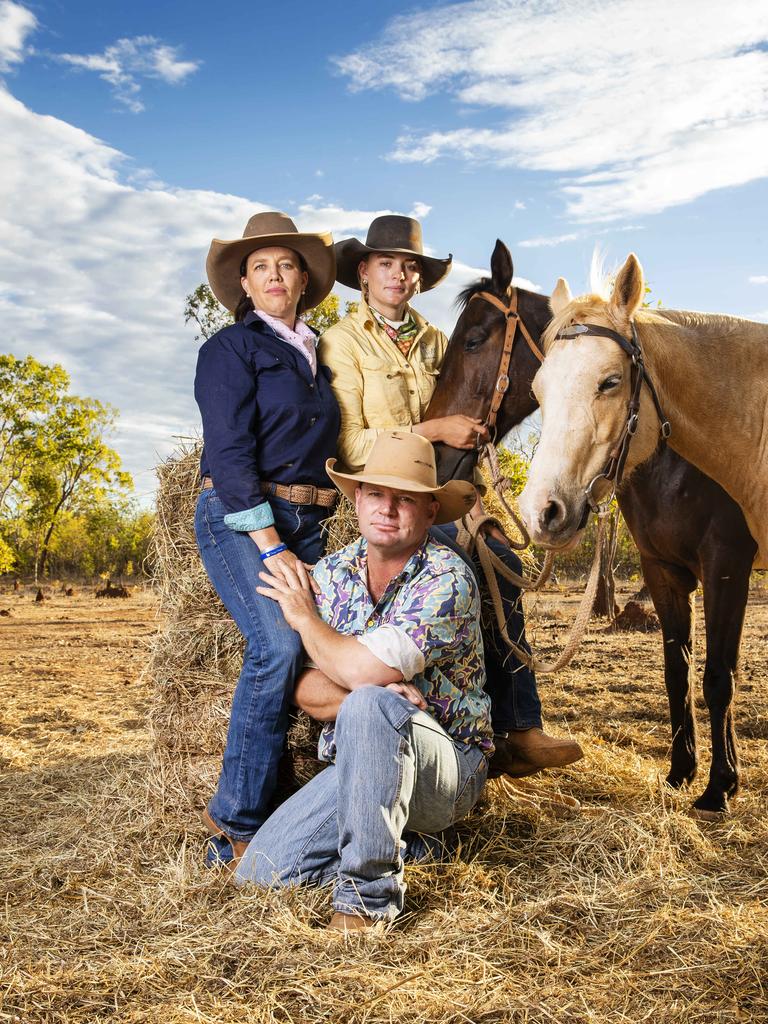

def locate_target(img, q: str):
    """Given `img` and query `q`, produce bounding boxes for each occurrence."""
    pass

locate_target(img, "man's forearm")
[293,612,399,690]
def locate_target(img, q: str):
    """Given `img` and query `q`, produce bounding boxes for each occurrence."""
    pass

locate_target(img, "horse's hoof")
[689,805,729,822]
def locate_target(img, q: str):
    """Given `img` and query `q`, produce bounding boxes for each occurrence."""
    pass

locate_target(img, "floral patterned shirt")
[312,535,494,761]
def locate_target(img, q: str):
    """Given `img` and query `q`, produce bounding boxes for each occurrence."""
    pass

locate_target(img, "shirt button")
[409,389,415,395]
[308,383,314,390]
[309,416,317,425]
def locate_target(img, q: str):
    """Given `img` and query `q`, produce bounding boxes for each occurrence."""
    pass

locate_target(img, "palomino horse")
[426,241,757,816]
[518,253,767,564]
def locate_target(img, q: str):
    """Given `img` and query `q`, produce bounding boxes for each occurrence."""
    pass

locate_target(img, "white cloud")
[514,201,526,210]
[294,200,433,234]
[334,0,768,221]
[749,275,768,284]
[58,35,200,112]
[518,233,578,248]
[0,0,35,70]
[0,83,436,497]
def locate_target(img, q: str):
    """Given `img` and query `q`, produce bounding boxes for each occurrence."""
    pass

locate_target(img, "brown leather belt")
[201,477,337,508]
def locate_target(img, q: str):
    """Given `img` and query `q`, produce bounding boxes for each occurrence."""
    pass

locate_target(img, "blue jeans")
[434,524,541,732]
[235,686,488,920]
[194,488,328,840]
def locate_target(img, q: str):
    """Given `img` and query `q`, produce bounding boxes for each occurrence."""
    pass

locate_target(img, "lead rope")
[453,443,608,674]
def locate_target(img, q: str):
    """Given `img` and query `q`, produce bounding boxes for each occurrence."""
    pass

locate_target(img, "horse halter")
[556,320,672,514]
[469,288,545,444]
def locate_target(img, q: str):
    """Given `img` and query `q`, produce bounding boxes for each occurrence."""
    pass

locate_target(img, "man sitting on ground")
[234,431,492,931]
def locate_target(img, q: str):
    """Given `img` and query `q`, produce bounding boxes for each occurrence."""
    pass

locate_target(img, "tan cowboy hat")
[326,431,475,526]
[206,211,336,313]
[335,215,452,293]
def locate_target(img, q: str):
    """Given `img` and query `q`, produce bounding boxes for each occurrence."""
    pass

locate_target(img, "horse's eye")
[464,331,486,352]
[598,375,621,393]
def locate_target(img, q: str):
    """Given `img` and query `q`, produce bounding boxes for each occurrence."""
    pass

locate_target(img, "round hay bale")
[145,441,357,818]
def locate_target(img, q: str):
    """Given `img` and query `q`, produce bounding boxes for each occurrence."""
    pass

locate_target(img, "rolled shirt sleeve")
[356,624,425,680]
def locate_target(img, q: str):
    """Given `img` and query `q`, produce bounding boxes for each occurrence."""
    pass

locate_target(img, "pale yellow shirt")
[318,298,448,471]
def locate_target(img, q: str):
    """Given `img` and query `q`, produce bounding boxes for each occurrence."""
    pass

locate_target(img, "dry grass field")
[1,580,767,1024]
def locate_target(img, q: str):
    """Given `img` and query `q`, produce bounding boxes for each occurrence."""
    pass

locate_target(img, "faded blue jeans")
[235,686,488,919]
[434,524,541,732]
[194,488,327,841]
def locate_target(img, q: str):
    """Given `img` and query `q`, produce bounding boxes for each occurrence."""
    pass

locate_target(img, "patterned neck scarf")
[370,306,419,358]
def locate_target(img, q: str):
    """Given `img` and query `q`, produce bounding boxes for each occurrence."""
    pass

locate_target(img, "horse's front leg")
[640,555,699,789]
[694,555,752,817]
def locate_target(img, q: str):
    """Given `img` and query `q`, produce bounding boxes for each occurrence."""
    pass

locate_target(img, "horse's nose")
[539,496,568,535]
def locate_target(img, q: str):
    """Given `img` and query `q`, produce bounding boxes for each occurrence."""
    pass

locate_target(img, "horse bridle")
[469,287,545,445]
[465,293,671,516]
[556,321,671,514]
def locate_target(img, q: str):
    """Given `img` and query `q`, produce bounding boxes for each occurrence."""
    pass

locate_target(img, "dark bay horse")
[425,240,757,817]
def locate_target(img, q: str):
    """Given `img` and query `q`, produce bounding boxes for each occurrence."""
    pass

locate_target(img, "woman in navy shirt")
[194,211,341,868]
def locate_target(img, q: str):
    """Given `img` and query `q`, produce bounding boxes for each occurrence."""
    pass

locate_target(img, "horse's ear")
[611,253,644,318]
[550,277,572,316]
[490,239,513,294]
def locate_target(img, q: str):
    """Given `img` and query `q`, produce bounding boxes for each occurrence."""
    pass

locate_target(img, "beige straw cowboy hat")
[206,211,336,313]
[334,215,452,293]
[326,432,475,525]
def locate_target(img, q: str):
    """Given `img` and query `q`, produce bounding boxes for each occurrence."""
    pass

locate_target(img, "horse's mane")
[454,276,500,312]
[544,299,756,354]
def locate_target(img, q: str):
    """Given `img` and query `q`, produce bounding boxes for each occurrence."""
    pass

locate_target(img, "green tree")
[47,501,153,579]
[0,354,69,514]
[304,293,359,333]
[24,397,132,579]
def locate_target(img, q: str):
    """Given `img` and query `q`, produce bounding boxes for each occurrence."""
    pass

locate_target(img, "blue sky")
[1,0,767,501]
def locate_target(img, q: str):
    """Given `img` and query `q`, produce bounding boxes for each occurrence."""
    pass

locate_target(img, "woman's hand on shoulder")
[415,416,489,450]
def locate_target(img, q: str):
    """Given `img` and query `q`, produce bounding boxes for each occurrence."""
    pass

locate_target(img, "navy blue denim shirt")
[194,311,341,531]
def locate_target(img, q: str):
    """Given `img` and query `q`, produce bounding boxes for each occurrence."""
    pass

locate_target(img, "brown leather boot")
[494,728,584,771]
[201,808,250,869]
[327,911,379,933]
[488,738,543,779]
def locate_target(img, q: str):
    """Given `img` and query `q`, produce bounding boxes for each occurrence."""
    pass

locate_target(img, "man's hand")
[385,681,427,710]
[256,561,318,631]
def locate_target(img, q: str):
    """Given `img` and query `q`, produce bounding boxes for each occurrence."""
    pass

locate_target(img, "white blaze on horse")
[518,253,768,566]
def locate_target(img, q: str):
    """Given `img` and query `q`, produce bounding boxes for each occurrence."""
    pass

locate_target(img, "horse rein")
[469,288,545,445]
[556,321,671,514]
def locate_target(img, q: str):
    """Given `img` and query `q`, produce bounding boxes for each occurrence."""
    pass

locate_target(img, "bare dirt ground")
[1,580,767,1024]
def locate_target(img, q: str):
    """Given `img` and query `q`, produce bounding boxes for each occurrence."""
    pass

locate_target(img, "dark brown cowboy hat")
[326,431,475,526]
[206,211,336,313]
[335,215,452,293]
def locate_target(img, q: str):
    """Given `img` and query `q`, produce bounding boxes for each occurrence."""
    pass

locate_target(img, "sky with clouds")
[1,0,767,500]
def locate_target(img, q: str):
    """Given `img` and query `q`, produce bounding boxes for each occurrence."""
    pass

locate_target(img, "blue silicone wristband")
[260,543,288,561]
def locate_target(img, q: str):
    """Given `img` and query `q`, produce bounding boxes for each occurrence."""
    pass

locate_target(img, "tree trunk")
[38,491,68,579]
[593,509,619,620]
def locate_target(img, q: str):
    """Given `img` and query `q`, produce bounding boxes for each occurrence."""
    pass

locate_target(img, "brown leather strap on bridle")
[469,288,545,443]
[556,320,671,513]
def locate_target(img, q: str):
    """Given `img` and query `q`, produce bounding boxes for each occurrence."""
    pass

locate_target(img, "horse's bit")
[469,288,545,445]
[556,321,672,514]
